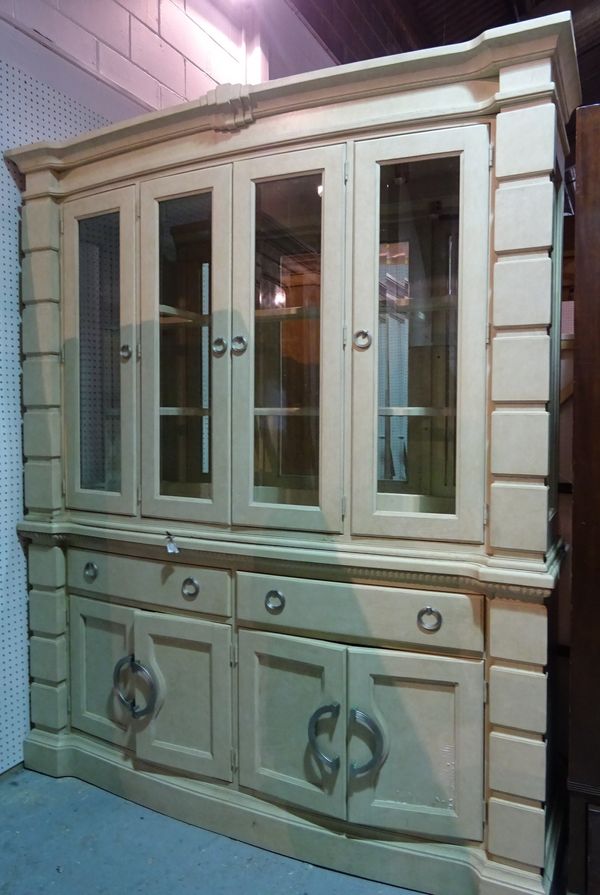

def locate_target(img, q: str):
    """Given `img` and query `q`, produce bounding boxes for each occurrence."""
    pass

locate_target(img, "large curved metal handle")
[112,655,158,720]
[113,655,133,710]
[129,660,158,719]
[307,702,340,772]
[349,708,388,778]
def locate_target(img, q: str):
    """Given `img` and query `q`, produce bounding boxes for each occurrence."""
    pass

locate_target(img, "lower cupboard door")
[347,648,484,840]
[238,630,347,818]
[70,595,135,749]
[133,612,233,781]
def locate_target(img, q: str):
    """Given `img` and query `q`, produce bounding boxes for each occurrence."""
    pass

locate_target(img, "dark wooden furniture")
[569,103,600,895]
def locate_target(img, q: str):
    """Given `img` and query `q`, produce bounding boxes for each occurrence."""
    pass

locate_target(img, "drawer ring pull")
[265,589,285,614]
[83,561,98,583]
[113,655,158,720]
[417,606,443,633]
[308,702,341,772]
[181,577,200,599]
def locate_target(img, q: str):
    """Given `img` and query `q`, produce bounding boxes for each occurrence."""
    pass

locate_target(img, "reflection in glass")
[79,212,121,492]
[378,157,459,513]
[254,174,322,506]
[158,193,212,498]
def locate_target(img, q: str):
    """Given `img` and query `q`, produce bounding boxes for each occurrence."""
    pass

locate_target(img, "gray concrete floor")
[0,766,421,895]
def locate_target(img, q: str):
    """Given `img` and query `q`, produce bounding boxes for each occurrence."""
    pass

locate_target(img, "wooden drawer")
[237,572,482,653]
[68,549,231,618]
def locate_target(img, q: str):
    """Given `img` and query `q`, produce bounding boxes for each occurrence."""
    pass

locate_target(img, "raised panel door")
[70,595,134,749]
[134,611,233,780]
[238,631,484,838]
[238,629,347,818]
[347,647,484,840]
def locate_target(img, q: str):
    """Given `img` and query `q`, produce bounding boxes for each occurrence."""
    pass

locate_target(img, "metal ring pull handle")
[83,561,98,582]
[349,708,388,778]
[112,655,158,720]
[417,606,443,633]
[119,344,133,360]
[352,329,372,351]
[265,589,285,614]
[307,702,341,772]
[211,337,228,358]
[231,335,248,356]
[113,655,135,712]
[181,577,200,599]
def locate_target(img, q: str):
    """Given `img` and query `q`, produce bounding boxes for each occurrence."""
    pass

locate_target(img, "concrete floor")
[0,766,420,895]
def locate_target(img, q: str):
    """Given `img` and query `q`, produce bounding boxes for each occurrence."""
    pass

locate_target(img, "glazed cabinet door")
[140,166,232,523]
[63,187,137,514]
[134,612,233,780]
[232,146,346,532]
[70,595,134,748]
[352,126,489,542]
[346,648,484,840]
[238,630,347,818]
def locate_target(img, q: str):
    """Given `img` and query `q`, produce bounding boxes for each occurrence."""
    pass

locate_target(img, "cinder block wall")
[0,0,251,110]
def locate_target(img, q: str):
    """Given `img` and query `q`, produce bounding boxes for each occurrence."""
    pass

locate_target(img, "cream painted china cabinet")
[9,13,579,895]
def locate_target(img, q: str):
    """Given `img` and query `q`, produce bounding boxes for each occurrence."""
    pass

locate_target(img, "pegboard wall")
[0,61,109,773]
[79,214,121,492]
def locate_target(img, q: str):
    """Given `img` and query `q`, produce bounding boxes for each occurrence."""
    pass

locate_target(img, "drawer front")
[237,573,482,653]
[68,549,231,618]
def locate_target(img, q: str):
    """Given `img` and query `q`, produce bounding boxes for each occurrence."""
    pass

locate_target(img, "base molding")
[25,729,546,895]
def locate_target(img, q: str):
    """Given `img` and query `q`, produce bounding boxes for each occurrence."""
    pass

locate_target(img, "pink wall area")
[0,0,334,111]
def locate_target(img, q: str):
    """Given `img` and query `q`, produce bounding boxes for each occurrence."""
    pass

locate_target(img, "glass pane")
[79,212,121,492]
[254,174,322,506]
[377,157,459,514]
[158,193,212,498]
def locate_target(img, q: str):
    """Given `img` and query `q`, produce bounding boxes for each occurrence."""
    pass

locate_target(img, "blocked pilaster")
[489,95,558,558]
[20,190,63,516]
[27,544,68,733]
[486,598,548,872]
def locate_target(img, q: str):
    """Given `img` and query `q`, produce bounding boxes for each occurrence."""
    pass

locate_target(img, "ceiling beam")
[377,0,431,51]
[285,0,431,65]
